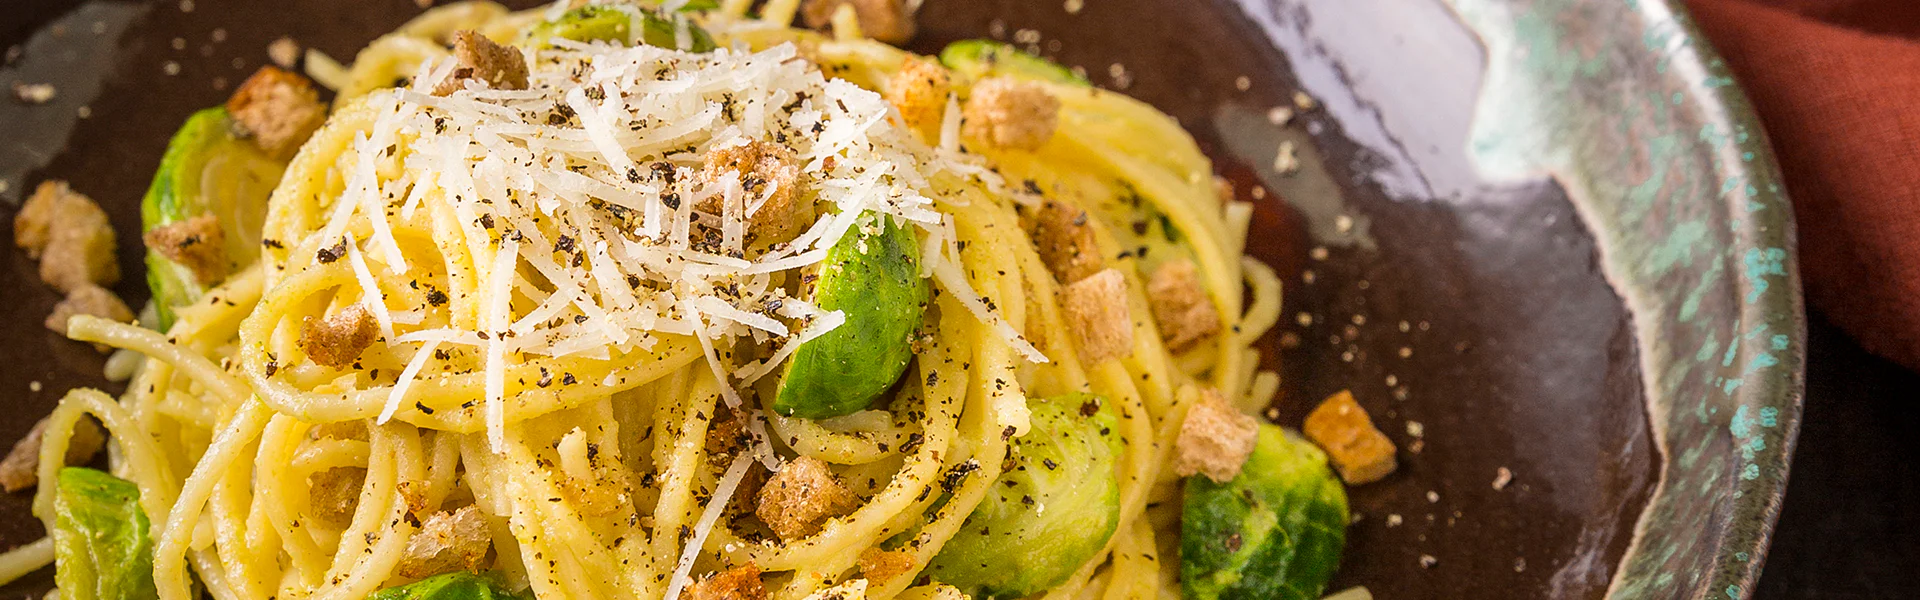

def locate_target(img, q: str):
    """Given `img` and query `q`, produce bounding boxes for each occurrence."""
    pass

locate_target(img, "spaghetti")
[6,2,1294,599]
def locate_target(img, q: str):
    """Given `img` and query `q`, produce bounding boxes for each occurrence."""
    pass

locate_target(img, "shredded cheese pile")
[327,38,1040,451]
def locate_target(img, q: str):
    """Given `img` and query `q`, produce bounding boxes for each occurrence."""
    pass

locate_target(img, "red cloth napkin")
[1686,0,1920,372]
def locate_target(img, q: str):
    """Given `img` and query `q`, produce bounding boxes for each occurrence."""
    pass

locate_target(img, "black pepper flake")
[264,356,279,377]
[941,460,979,492]
[562,373,577,385]
[1043,458,1058,470]
[416,402,435,415]
[662,193,681,210]
[556,235,576,253]
[478,214,496,229]
[426,289,449,306]
[574,314,589,324]
[1079,398,1102,417]
[262,238,285,249]
[315,238,347,264]
[925,371,940,387]
[900,432,924,454]
[537,368,553,388]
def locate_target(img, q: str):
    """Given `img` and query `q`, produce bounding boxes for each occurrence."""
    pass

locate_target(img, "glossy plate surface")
[0,0,1802,598]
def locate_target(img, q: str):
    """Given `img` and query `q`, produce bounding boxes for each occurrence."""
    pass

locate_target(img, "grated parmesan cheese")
[321,38,1048,450]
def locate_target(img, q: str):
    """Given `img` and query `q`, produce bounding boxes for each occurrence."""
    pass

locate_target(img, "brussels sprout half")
[925,394,1122,598]
[526,5,715,52]
[141,107,286,329]
[52,467,157,600]
[368,571,530,600]
[1181,425,1348,600]
[772,211,927,419]
[938,40,1088,87]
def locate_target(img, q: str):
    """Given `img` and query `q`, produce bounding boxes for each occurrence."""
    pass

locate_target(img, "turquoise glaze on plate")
[1451,0,1802,597]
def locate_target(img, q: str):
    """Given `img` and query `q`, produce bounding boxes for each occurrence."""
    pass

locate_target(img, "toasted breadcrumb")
[1303,390,1398,485]
[1029,200,1104,285]
[397,505,493,578]
[886,57,951,141]
[143,213,228,284]
[267,36,301,69]
[756,456,856,541]
[434,30,528,96]
[1173,386,1259,483]
[227,66,327,159]
[1146,259,1221,353]
[15,180,118,292]
[45,284,135,352]
[308,466,367,527]
[685,563,768,600]
[857,548,916,582]
[0,416,106,492]
[298,304,378,369]
[700,141,807,244]
[962,77,1059,150]
[1060,268,1134,364]
[800,0,916,44]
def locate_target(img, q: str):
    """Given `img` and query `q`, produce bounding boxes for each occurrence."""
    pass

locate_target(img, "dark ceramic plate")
[0,0,1803,598]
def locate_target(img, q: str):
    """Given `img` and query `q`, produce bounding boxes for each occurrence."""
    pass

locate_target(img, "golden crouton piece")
[1173,386,1259,483]
[298,304,379,369]
[686,563,768,600]
[962,77,1059,150]
[309,466,367,527]
[433,30,529,96]
[0,416,106,492]
[16,181,118,293]
[1029,199,1104,285]
[857,548,916,583]
[755,456,856,541]
[143,213,228,285]
[227,66,327,160]
[700,141,808,245]
[1061,268,1134,364]
[46,284,135,352]
[397,505,493,578]
[800,0,917,45]
[1146,259,1221,353]
[887,57,951,141]
[1303,390,1398,485]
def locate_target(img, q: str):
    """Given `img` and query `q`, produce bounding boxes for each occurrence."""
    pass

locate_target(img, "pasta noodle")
[7,2,1288,599]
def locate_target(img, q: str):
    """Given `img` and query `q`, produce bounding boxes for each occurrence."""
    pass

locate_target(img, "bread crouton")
[857,548,915,582]
[1303,390,1397,485]
[397,505,493,578]
[143,213,228,285]
[0,416,106,492]
[685,563,767,600]
[755,456,856,541]
[45,284,135,352]
[1173,386,1259,483]
[1146,259,1220,353]
[1061,268,1134,364]
[700,141,808,245]
[309,466,367,527]
[1029,199,1104,285]
[887,57,950,140]
[433,30,528,96]
[227,66,327,159]
[16,181,118,292]
[298,304,378,369]
[800,0,917,44]
[962,77,1059,150]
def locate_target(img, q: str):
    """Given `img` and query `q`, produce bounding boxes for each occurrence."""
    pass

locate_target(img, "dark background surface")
[1752,312,1920,599]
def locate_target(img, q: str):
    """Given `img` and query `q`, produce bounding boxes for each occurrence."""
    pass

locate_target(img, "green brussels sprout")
[368,571,530,600]
[526,6,716,52]
[1181,425,1348,600]
[925,394,1121,598]
[141,107,286,329]
[773,211,927,419]
[52,467,157,600]
[938,40,1088,86]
